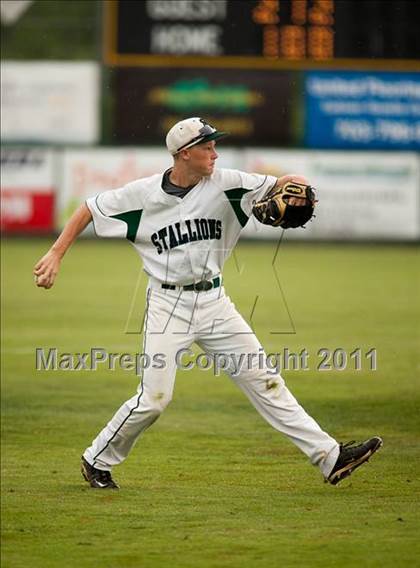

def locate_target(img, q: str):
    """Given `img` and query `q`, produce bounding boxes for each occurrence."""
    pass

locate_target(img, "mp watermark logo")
[35,347,377,377]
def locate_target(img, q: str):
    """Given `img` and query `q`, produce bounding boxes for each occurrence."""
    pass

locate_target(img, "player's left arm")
[229,170,312,213]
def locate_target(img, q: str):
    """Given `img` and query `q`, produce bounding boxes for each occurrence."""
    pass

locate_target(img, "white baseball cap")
[166,117,228,155]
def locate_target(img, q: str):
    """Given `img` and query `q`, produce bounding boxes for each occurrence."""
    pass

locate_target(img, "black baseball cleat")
[327,436,383,486]
[81,456,119,489]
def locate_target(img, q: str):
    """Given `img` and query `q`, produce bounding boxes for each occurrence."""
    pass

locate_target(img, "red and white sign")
[1,147,56,233]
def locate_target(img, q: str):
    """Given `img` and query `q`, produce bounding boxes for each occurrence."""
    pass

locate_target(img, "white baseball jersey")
[83,166,341,478]
[86,168,277,284]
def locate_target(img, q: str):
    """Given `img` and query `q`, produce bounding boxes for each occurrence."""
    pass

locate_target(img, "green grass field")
[2,238,419,568]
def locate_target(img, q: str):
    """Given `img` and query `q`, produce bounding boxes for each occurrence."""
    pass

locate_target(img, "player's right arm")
[33,203,93,289]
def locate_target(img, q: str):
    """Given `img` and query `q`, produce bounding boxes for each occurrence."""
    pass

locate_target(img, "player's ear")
[178,149,190,161]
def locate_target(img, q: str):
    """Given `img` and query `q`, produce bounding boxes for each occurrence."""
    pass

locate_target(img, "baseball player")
[34,117,382,489]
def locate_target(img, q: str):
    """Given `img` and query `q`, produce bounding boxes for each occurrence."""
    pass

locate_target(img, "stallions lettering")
[151,218,222,254]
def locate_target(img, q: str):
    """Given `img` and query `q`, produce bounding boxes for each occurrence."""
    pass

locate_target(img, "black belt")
[162,276,221,292]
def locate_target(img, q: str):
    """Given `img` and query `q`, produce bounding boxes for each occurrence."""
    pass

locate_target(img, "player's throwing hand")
[33,250,61,289]
[33,203,93,289]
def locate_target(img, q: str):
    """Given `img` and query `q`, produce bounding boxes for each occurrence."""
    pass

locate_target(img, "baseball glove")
[252,181,316,229]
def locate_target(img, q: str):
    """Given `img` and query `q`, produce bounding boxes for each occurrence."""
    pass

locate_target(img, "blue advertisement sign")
[305,71,420,149]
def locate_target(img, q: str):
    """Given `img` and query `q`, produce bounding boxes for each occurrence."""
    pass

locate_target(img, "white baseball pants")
[84,281,339,478]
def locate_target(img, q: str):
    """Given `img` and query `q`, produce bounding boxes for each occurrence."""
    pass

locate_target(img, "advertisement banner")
[305,71,420,150]
[6,145,417,240]
[1,61,100,144]
[242,150,420,240]
[1,147,56,234]
[114,67,296,147]
[58,147,240,233]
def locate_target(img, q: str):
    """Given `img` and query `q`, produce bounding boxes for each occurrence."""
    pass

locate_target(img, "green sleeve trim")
[224,188,252,228]
[110,210,143,242]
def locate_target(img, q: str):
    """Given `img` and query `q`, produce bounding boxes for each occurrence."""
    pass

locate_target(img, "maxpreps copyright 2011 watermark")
[35,347,377,377]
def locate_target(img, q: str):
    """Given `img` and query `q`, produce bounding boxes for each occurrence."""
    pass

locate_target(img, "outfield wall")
[1,146,419,241]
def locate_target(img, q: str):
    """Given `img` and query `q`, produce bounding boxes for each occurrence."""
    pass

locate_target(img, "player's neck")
[169,167,202,189]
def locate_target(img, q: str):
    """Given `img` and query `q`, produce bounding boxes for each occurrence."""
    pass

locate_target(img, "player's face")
[186,141,218,176]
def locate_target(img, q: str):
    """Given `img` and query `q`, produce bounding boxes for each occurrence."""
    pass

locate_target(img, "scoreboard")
[106,0,420,150]
[105,0,420,68]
